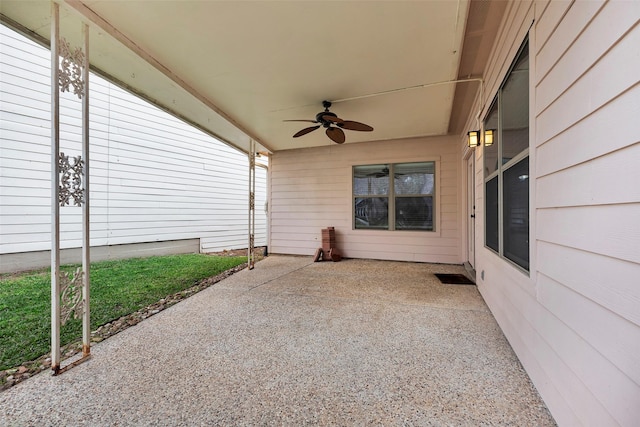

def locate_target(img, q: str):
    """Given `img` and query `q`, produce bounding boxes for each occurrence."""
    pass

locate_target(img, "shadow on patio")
[0,256,555,425]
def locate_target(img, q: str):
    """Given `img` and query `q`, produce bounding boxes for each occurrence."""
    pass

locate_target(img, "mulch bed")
[0,248,266,392]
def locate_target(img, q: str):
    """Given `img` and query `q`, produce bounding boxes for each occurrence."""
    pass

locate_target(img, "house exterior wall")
[269,136,461,264]
[0,25,266,272]
[464,1,640,425]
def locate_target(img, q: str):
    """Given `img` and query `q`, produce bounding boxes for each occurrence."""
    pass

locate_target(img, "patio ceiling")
[0,1,503,154]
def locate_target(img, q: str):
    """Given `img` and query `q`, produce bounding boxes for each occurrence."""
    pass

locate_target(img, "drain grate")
[434,273,475,285]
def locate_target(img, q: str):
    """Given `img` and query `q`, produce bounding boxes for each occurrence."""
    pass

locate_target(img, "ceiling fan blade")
[284,119,318,123]
[321,114,344,124]
[339,120,374,132]
[326,127,345,144]
[293,125,321,138]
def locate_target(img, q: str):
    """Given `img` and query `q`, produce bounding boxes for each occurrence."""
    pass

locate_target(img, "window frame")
[353,161,437,232]
[483,38,530,274]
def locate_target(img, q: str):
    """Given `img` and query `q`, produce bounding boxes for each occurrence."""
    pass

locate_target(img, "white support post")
[248,140,256,270]
[81,23,91,358]
[50,2,61,375]
[51,6,91,374]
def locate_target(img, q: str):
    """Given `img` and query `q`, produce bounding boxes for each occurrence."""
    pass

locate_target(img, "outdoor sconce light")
[467,130,480,148]
[484,129,495,147]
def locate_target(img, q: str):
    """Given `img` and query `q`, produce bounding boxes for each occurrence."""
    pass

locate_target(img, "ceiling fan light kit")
[285,100,373,144]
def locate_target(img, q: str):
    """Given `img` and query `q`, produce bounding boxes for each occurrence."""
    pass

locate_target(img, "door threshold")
[463,262,476,281]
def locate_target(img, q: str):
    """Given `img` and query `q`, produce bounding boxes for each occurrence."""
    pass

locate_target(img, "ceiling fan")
[285,100,373,144]
[363,166,403,178]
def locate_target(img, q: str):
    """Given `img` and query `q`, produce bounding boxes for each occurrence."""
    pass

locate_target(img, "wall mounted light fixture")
[468,129,496,147]
[467,130,480,148]
[484,129,495,147]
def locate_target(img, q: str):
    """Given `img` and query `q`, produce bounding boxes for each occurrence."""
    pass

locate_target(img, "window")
[484,39,530,271]
[354,162,434,231]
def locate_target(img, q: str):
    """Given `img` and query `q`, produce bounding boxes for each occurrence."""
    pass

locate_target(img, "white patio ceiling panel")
[0,0,469,154]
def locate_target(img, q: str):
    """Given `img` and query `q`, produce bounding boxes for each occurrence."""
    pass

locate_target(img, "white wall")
[269,136,461,264]
[0,24,266,267]
[466,1,640,425]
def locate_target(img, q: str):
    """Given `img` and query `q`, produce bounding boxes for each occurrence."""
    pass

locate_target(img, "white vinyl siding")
[0,25,266,258]
[467,1,640,426]
[269,136,459,264]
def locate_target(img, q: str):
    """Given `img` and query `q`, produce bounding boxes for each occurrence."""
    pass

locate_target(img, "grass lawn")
[0,254,246,371]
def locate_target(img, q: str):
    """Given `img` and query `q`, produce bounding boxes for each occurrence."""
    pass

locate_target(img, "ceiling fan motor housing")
[316,111,339,127]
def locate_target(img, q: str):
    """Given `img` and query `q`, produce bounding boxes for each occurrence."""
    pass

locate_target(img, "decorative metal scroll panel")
[58,37,85,99]
[58,152,84,207]
[60,268,84,325]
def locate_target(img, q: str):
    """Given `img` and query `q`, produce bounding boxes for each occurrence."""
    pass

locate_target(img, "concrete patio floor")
[0,255,556,426]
